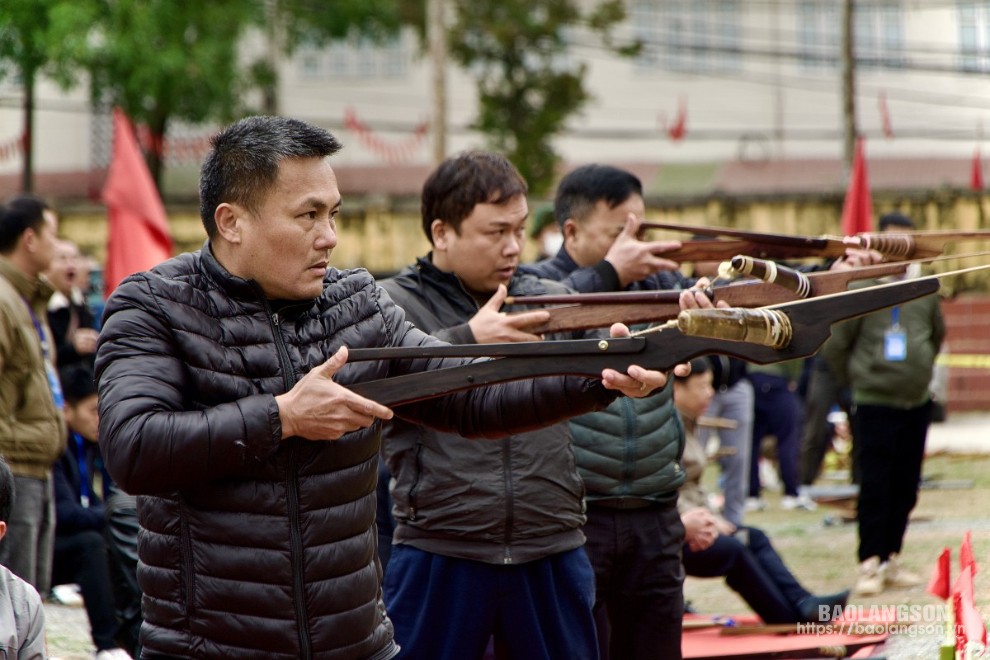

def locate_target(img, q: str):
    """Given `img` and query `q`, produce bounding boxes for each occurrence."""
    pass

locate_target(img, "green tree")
[447,0,636,194]
[0,0,87,192]
[77,0,262,186]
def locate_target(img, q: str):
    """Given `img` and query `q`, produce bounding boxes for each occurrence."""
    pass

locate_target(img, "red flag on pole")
[952,564,988,650]
[101,108,173,297]
[658,97,688,142]
[971,148,984,192]
[960,530,979,576]
[926,547,952,601]
[878,91,894,139]
[840,137,874,236]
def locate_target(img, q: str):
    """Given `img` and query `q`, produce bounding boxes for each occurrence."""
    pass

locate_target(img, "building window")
[631,0,742,74]
[959,1,990,72]
[295,32,410,80]
[797,1,904,72]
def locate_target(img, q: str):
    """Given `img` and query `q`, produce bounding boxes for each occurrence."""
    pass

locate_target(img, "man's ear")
[430,219,448,250]
[0,520,6,542]
[214,203,244,244]
[562,218,579,242]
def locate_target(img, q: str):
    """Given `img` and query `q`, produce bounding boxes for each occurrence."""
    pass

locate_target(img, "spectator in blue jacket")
[52,363,132,660]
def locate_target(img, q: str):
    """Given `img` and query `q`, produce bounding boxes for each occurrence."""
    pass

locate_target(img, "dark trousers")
[583,502,685,660]
[750,373,803,497]
[52,529,120,651]
[682,526,810,624]
[798,360,849,486]
[383,545,598,660]
[853,401,931,563]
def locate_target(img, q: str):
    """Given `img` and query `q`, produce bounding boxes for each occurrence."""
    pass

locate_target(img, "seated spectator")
[675,359,850,624]
[1,455,47,658]
[53,363,133,659]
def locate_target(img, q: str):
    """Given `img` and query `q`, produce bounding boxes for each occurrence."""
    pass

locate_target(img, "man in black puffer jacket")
[95,116,670,660]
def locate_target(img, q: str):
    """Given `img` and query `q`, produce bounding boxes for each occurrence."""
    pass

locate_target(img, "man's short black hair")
[420,151,527,244]
[879,212,915,231]
[554,164,643,228]
[0,456,14,524]
[199,116,343,238]
[0,194,53,255]
[60,364,98,406]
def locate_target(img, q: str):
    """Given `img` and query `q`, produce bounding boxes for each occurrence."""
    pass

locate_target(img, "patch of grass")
[685,453,990,622]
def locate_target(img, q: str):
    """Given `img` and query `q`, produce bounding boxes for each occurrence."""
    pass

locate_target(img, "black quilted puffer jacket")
[95,245,615,659]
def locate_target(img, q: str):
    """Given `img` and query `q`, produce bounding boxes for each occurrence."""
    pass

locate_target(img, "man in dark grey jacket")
[379,151,614,660]
[95,117,668,660]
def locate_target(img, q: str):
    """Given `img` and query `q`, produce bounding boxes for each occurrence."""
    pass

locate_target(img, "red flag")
[658,97,688,142]
[101,108,173,297]
[926,547,951,601]
[971,148,984,192]
[840,136,874,236]
[878,91,894,139]
[960,530,979,576]
[952,564,988,650]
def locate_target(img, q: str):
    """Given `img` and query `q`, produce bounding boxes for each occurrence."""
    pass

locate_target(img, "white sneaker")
[95,649,132,660]
[884,553,922,589]
[854,556,886,596]
[781,494,817,511]
[49,584,83,607]
[745,497,768,512]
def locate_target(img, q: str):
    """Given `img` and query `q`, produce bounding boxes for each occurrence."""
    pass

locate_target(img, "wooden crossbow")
[343,267,981,407]
[638,221,990,262]
[503,252,984,334]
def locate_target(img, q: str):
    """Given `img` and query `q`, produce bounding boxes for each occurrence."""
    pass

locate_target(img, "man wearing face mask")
[529,204,563,262]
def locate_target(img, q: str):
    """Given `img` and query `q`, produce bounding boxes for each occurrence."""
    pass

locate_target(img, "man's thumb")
[622,212,642,237]
[317,346,349,378]
[482,284,508,311]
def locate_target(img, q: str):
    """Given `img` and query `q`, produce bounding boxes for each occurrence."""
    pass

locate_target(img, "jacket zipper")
[407,441,423,521]
[502,438,514,564]
[269,306,313,660]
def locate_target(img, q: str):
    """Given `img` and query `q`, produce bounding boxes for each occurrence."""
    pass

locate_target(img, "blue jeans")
[682,526,811,624]
[383,545,598,660]
[749,373,803,498]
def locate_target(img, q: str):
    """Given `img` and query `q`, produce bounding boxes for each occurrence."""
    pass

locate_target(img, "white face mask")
[541,231,564,256]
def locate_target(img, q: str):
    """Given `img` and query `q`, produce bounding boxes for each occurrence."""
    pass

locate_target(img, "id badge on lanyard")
[883,306,907,362]
[23,296,65,408]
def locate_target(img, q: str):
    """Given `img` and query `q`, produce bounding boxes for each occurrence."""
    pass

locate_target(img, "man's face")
[46,240,81,295]
[65,394,99,443]
[565,194,645,268]
[431,194,528,296]
[674,370,714,421]
[25,210,59,277]
[227,157,340,300]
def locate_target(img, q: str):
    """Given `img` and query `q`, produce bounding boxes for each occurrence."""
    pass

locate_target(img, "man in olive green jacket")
[0,194,67,597]
[823,236,945,597]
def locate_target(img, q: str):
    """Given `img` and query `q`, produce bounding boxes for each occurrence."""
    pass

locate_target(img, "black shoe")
[798,589,850,622]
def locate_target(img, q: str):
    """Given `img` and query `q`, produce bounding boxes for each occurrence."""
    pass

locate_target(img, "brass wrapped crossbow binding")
[346,265,988,407]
